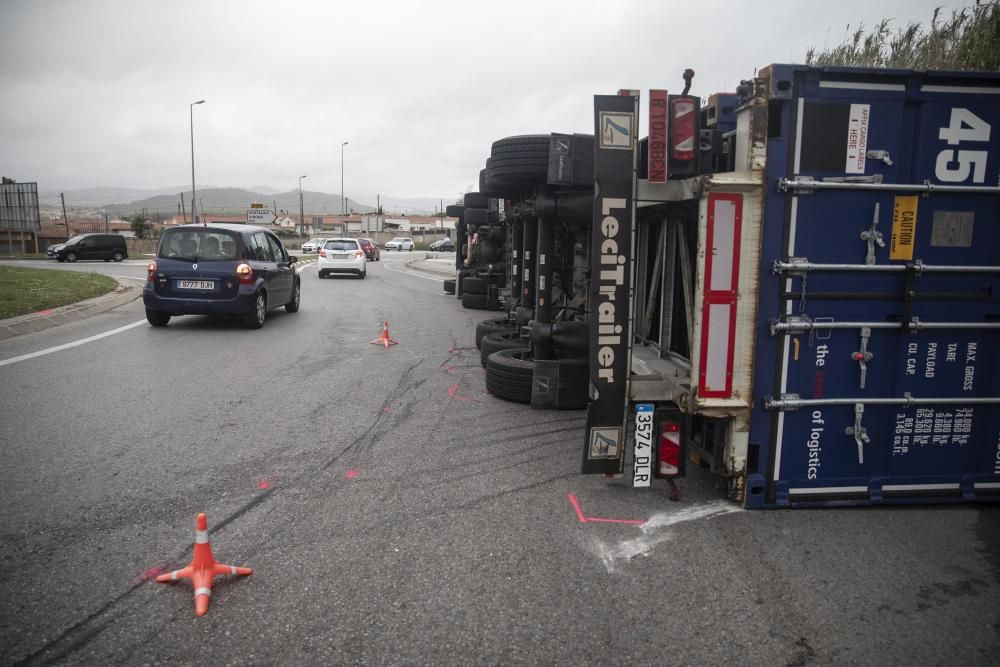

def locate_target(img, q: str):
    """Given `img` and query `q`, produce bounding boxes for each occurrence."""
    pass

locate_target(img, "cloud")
[0,0,970,200]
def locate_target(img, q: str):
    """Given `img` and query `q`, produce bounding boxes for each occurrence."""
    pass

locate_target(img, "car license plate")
[177,280,214,290]
[333,254,349,259]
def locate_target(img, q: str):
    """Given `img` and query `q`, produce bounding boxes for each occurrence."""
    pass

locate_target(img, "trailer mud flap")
[582,92,638,474]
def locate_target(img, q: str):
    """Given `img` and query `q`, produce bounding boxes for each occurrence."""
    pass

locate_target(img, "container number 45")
[935,108,992,184]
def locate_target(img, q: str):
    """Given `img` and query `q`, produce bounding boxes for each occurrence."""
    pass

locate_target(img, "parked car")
[429,238,455,252]
[384,237,415,251]
[142,224,300,329]
[358,238,380,261]
[47,233,128,263]
[318,238,366,278]
[301,237,327,253]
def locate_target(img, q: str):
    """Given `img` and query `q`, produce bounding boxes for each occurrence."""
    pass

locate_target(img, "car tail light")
[670,98,697,160]
[320,249,327,258]
[658,421,682,477]
[146,261,157,281]
[356,251,364,258]
[236,263,253,285]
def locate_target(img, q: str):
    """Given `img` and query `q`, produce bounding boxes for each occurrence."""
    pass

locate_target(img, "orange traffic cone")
[155,513,252,617]
[369,320,398,348]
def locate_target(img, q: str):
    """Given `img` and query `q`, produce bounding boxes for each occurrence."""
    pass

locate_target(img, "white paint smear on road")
[589,500,742,574]
[0,320,147,368]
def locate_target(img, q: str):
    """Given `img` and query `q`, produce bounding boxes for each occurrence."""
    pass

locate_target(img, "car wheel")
[57,257,65,263]
[285,280,301,313]
[318,270,326,279]
[66,252,77,262]
[475,317,515,348]
[360,268,367,279]
[145,309,170,327]
[443,278,456,295]
[104,258,111,262]
[113,250,125,262]
[244,291,266,329]
[480,331,527,367]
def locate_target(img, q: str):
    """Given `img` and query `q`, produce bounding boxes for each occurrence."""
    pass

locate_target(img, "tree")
[127,214,151,239]
[1,177,14,184]
[806,0,999,71]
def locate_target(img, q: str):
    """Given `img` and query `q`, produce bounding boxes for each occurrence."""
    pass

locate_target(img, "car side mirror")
[288,255,298,263]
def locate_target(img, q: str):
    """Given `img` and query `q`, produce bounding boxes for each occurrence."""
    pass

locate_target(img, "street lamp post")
[341,141,349,215]
[299,175,308,236]
[190,100,205,224]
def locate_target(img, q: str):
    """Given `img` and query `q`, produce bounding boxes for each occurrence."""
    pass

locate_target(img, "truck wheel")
[479,165,503,197]
[463,277,488,295]
[443,278,456,294]
[480,331,527,366]
[463,208,488,227]
[461,293,490,309]
[486,135,550,193]
[485,349,534,403]
[445,204,465,218]
[475,317,514,348]
[464,192,489,209]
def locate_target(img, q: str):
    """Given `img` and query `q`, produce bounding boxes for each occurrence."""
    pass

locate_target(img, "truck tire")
[464,208,488,227]
[443,278,456,294]
[475,317,515,348]
[487,135,550,185]
[480,331,527,367]
[461,293,491,310]
[463,277,488,295]
[445,204,464,218]
[464,192,489,209]
[485,349,534,403]
[479,167,503,197]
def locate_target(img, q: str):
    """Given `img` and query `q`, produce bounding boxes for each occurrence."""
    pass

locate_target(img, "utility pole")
[104,213,109,233]
[60,192,70,239]
[181,193,187,223]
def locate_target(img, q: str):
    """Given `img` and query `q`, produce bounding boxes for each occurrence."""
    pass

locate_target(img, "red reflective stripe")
[698,193,742,398]
[671,99,696,160]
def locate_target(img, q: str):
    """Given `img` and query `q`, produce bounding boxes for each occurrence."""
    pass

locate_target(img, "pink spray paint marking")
[257,479,272,490]
[567,493,646,526]
[382,405,394,414]
[345,469,360,479]
[447,384,469,401]
[444,364,458,376]
[35,309,54,316]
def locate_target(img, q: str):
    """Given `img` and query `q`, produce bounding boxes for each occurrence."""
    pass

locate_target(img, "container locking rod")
[844,403,869,465]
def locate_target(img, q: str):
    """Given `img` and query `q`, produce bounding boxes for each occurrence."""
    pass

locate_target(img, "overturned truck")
[448,63,1000,508]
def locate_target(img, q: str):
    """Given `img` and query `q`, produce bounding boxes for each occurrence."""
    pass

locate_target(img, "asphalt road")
[1,255,998,665]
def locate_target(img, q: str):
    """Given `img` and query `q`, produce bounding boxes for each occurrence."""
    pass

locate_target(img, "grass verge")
[0,267,118,319]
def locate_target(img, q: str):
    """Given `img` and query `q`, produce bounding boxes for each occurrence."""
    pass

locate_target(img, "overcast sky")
[0,0,975,203]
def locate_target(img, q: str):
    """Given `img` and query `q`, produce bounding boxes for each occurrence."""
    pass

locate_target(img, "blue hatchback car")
[143,224,300,329]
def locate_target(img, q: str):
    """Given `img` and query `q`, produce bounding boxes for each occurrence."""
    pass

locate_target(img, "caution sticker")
[890,196,918,261]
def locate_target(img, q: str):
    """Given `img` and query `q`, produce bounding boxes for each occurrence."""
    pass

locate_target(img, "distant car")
[142,224,300,329]
[358,238,380,261]
[384,237,414,251]
[301,237,327,253]
[47,233,128,263]
[318,238,367,278]
[429,238,455,252]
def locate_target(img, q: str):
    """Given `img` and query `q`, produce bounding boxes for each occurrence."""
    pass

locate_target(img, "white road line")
[0,320,147,368]
[382,259,449,282]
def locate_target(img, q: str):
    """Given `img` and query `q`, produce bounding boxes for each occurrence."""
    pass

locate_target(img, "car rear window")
[159,229,240,261]
[325,240,358,251]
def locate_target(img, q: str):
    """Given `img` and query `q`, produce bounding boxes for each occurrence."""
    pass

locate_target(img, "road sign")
[247,209,277,225]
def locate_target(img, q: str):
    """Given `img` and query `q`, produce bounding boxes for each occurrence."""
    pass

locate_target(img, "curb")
[0,276,144,341]
[405,252,457,278]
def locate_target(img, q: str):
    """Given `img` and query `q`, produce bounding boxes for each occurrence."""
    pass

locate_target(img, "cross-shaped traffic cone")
[155,513,253,617]
[369,320,398,348]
